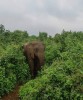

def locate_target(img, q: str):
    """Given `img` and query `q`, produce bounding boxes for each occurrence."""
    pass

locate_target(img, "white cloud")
[0,0,83,35]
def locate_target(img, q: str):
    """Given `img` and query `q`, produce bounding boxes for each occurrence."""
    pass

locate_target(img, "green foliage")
[39,32,48,41]
[0,25,31,97]
[0,25,83,99]
[0,46,30,97]
[0,66,16,96]
[19,60,83,100]
[19,31,83,100]
[45,44,60,65]
[0,24,5,34]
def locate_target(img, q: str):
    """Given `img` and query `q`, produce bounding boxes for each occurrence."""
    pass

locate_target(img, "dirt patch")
[1,85,20,100]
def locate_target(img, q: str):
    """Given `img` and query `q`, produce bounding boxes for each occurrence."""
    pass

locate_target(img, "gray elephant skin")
[23,41,45,78]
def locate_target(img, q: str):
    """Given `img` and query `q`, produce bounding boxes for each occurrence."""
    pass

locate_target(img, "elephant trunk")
[38,54,45,66]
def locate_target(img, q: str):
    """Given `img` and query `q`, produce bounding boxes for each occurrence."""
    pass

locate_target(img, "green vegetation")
[0,25,83,99]
[0,25,31,97]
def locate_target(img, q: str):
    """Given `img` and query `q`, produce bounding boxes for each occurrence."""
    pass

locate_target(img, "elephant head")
[23,41,45,78]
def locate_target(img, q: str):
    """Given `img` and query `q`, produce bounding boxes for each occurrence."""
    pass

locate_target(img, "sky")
[0,0,83,36]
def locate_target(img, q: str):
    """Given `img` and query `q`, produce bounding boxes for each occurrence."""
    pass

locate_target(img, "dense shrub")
[45,44,60,65]
[0,25,83,99]
[0,46,31,97]
[19,31,83,100]
[19,60,83,100]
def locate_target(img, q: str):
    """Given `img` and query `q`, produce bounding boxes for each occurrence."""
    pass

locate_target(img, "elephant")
[23,41,45,78]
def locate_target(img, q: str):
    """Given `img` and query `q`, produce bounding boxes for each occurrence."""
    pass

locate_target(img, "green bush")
[0,25,83,99]
[0,46,30,97]
[45,44,60,65]
[0,25,31,97]
[0,67,16,97]
[19,31,83,100]
[19,60,83,100]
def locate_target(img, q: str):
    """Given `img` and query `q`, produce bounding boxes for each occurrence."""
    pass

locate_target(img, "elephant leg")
[28,60,35,78]
[34,56,41,77]
[34,67,37,77]
[37,61,41,72]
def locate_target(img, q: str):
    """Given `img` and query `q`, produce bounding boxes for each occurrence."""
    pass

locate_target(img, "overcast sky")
[0,0,83,36]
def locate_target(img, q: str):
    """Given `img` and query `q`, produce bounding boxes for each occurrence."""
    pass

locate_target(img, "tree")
[39,32,48,41]
[0,24,5,34]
